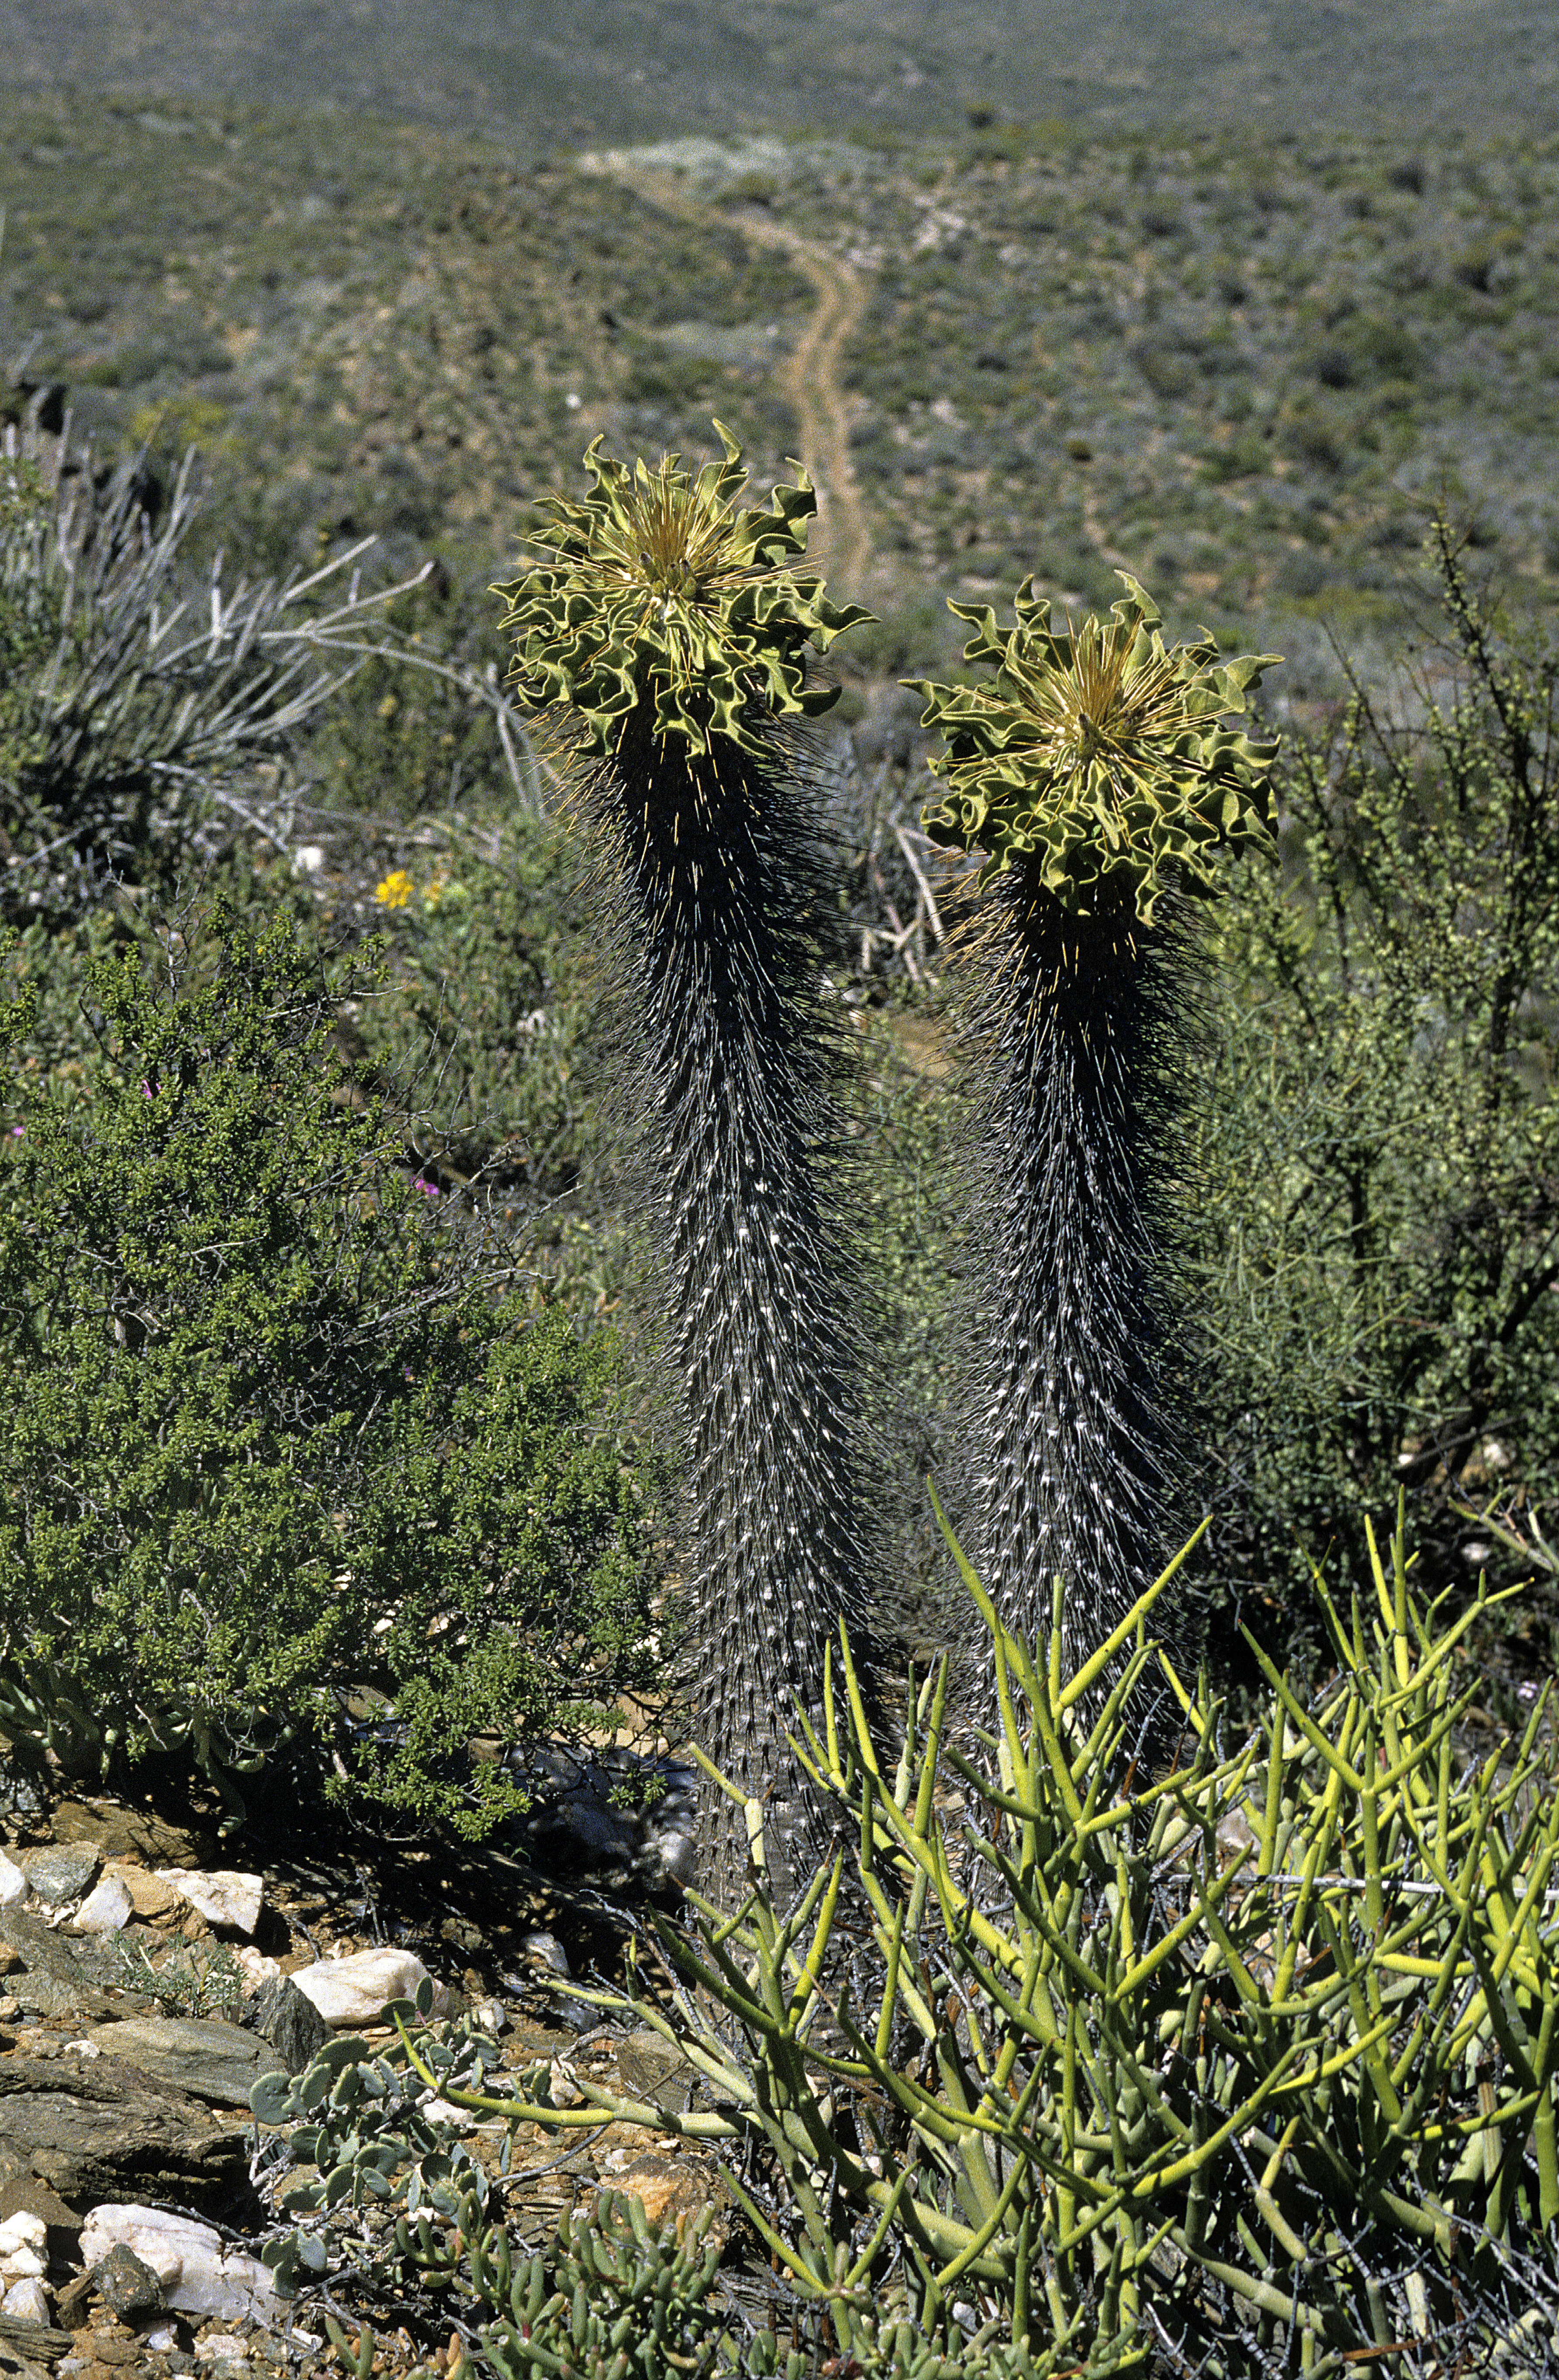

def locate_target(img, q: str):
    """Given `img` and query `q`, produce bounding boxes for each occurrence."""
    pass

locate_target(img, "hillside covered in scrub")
[1,93,1558,688]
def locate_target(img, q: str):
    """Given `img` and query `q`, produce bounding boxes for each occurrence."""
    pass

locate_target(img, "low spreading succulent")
[384,1505,1559,2375]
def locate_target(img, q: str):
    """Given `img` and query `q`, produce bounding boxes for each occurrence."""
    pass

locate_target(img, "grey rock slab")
[242,1976,329,2078]
[0,1914,114,2026]
[0,2305,71,2373]
[81,2017,266,2108]
[0,2055,248,2212]
[11,1977,102,2026]
[615,2028,698,2114]
[16,1848,97,1912]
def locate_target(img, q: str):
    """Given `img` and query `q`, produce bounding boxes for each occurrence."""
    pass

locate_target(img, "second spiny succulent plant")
[911,573,1278,1732]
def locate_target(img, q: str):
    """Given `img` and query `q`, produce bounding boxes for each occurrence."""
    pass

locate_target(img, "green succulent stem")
[370,1506,1559,2369]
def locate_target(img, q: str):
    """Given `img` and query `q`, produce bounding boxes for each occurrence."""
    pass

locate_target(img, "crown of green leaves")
[911,575,1279,919]
[494,423,870,759]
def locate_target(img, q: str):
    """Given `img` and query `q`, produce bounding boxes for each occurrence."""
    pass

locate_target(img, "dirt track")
[633,170,874,591]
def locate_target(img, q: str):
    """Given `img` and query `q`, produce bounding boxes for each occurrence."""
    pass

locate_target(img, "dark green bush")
[0,904,659,1831]
[1197,523,1559,1659]
[351,814,599,1209]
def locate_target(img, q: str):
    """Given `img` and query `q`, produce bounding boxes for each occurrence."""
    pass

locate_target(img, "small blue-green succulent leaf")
[911,572,1280,918]
[315,2036,373,2077]
[494,423,872,759]
[249,2071,296,2125]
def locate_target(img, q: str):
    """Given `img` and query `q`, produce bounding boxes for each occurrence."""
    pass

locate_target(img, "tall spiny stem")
[913,574,1279,1723]
[496,425,873,1904]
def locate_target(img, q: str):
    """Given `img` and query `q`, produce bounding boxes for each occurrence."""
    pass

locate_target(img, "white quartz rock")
[288,1946,447,2026]
[73,1874,134,1934]
[0,2211,46,2282]
[155,1869,264,1936]
[0,1851,29,1910]
[80,2206,279,2325]
[0,2277,50,2323]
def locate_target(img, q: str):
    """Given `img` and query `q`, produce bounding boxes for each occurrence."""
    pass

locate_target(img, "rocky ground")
[0,1769,723,2380]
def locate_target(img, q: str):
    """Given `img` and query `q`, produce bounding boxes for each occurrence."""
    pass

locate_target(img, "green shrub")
[1197,521,1559,1659]
[0,904,658,1830]
[351,813,598,1209]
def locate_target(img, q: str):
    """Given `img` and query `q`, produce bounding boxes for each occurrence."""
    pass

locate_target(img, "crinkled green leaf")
[911,573,1280,919]
[495,421,871,759]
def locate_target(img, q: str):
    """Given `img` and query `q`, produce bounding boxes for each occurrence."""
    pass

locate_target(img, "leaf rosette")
[495,422,870,758]
[911,574,1279,918]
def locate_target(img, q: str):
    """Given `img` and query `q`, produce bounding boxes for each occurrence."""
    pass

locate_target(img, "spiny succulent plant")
[496,422,866,755]
[495,425,875,1906]
[423,1511,1559,2378]
[916,573,1276,915]
[911,575,1278,1720]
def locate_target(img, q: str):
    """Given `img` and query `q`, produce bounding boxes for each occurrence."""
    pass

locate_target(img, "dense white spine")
[589,712,875,1905]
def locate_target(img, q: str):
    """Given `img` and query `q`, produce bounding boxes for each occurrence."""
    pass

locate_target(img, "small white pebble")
[0,2277,51,2322]
[422,2095,477,2131]
[0,2212,46,2263]
[548,2059,583,2108]
[522,1929,569,1978]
